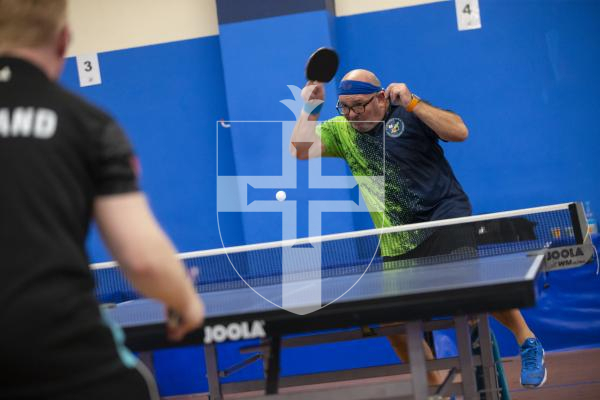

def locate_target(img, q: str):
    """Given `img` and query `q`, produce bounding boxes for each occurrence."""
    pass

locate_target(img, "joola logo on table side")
[204,320,266,344]
[546,247,584,260]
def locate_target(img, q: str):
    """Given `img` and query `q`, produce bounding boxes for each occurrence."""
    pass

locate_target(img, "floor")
[164,348,600,399]
[503,348,600,400]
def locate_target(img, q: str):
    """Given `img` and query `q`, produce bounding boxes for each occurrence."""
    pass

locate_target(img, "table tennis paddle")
[305,47,339,83]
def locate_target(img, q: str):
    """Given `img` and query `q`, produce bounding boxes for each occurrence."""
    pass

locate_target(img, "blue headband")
[338,80,383,96]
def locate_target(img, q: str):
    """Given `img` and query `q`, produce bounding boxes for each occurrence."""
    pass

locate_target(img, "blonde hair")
[0,0,67,51]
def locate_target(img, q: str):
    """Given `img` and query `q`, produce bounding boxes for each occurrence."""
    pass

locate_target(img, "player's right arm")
[89,119,203,341]
[289,81,328,160]
[94,193,204,341]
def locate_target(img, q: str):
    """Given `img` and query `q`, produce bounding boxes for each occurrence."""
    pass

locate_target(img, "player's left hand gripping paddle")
[305,47,339,83]
[167,308,182,330]
[166,267,201,341]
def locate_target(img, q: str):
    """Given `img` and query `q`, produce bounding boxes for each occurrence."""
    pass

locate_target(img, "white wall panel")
[67,0,218,56]
[335,0,447,17]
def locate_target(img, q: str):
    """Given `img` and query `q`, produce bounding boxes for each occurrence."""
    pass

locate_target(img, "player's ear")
[56,25,71,59]
[53,26,70,80]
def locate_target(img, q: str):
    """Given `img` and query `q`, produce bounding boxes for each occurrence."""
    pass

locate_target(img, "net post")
[569,202,587,244]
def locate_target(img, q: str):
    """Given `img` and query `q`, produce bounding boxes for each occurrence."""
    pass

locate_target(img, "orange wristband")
[406,94,421,112]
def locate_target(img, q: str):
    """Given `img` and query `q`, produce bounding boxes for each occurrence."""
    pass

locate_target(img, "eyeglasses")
[336,94,379,116]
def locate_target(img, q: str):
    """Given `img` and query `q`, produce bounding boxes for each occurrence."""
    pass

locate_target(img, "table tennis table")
[97,202,591,400]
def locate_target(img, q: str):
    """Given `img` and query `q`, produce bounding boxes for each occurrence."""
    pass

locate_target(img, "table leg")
[265,334,282,395]
[406,320,428,400]
[204,343,223,400]
[477,314,500,400]
[455,315,478,400]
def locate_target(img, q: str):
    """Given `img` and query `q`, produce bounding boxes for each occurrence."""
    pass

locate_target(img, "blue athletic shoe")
[520,337,547,388]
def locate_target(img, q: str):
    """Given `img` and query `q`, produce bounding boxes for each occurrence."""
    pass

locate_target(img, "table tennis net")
[92,203,587,304]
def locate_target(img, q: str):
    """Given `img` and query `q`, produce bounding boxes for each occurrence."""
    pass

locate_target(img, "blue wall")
[218,10,362,243]
[61,37,243,261]
[73,0,600,395]
[336,0,600,215]
[334,0,600,362]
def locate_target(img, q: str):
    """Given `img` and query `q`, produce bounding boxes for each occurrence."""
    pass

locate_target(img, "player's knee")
[387,333,409,348]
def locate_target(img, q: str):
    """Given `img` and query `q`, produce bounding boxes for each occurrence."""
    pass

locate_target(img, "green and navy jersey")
[317,105,471,256]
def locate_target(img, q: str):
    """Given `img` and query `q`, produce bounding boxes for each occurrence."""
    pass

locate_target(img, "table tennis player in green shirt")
[289,68,547,389]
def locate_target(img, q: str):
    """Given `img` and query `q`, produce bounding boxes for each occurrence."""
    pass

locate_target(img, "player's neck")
[2,47,62,80]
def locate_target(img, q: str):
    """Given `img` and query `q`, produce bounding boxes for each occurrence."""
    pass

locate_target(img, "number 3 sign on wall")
[76,53,102,87]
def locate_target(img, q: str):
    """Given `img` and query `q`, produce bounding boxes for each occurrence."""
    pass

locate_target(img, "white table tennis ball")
[276,190,286,202]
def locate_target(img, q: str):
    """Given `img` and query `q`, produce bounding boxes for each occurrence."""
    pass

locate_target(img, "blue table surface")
[107,252,543,328]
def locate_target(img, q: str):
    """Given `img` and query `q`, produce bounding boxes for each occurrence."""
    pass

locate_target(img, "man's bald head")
[342,69,381,87]
[338,69,387,133]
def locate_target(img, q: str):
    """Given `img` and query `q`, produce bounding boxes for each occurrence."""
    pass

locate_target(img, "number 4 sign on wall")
[455,0,481,31]
[76,54,102,87]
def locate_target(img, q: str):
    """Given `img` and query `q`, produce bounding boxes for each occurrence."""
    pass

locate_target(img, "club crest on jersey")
[385,118,405,138]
